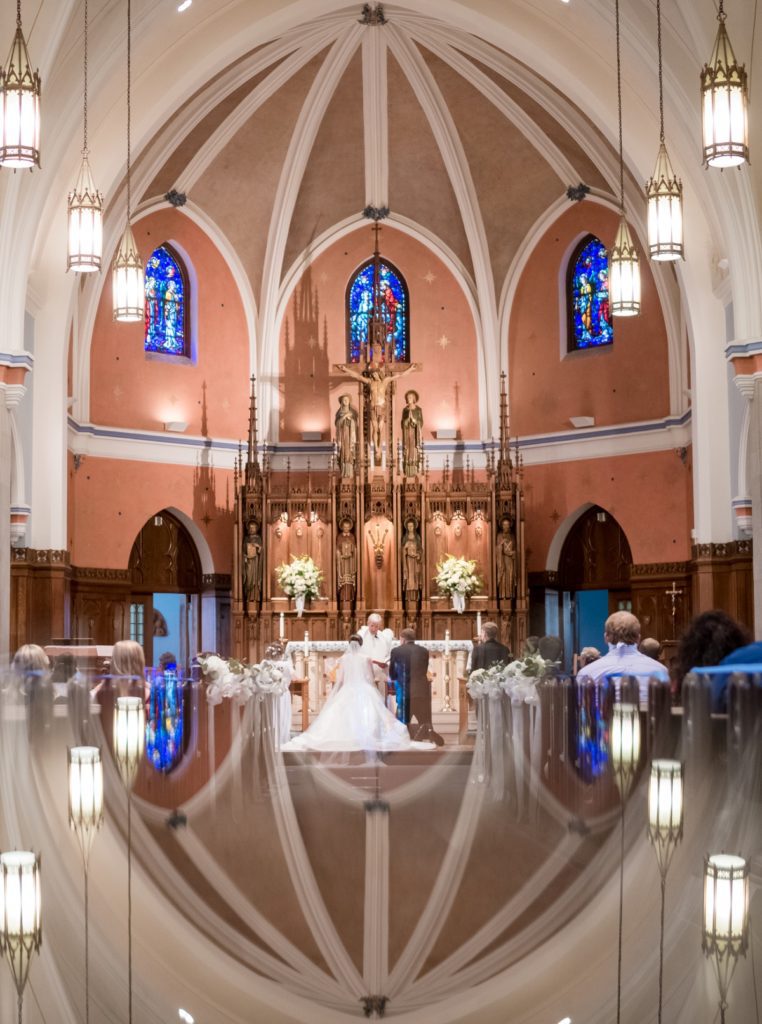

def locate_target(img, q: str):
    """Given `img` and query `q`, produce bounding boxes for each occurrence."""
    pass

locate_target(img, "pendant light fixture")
[610,0,641,317]
[700,1,749,169]
[0,1,41,170]
[646,0,683,261]
[68,0,103,272]
[112,0,144,322]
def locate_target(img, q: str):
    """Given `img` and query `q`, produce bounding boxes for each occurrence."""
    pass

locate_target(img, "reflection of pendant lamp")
[112,0,144,321]
[700,1,749,169]
[647,760,684,1024]
[114,696,145,1024]
[0,1,41,170]
[645,0,683,261]
[703,854,749,1024]
[610,0,640,316]
[68,746,104,1024]
[610,703,641,1024]
[0,851,42,1024]
[68,0,103,273]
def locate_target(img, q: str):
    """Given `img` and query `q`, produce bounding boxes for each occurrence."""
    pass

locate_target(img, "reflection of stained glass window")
[144,244,188,356]
[568,236,614,351]
[575,680,610,783]
[346,259,409,362]
[146,670,184,772]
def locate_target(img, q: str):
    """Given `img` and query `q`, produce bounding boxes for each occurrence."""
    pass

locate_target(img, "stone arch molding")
[545,503,596,574]
[268,213,488,442]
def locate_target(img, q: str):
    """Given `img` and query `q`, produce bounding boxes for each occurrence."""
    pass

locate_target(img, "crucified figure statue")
[335,361,421,460]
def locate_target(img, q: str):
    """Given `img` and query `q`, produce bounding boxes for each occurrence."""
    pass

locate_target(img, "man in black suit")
[388,629,444,746]
[470,621,512,672]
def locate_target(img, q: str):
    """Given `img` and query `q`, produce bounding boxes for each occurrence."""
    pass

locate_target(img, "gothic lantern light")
[646,0,683,261]
[114,696,145,790]
[0,1,41,169]
[700,1,749,169]
[112,0,143,320]
[0,851,42,1024]
[703,854,749,1024]
[611,702,641,799]
[647,759,684,1024]
[68,0,103,272]
[610,0,641,316]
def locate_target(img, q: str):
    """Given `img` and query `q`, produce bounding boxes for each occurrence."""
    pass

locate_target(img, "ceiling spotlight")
[178,1011,195,1024]
[177,0,192,11]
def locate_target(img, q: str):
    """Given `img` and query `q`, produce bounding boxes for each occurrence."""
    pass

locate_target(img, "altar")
[284,639,472,719]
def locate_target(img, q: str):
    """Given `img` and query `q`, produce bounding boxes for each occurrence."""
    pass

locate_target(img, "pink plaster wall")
[509,202,670,436]
[70,457,234,571]
[277,225,480,442]
[523,448,693,571]
[89,209,250,437]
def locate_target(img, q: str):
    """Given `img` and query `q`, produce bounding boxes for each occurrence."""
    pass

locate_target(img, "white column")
[743,376,762,637]
[0,387,13,661]
[363,799,389,998]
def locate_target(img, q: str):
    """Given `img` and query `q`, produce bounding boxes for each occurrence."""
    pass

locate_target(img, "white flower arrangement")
[466,663,505,699]
[500,653,556,705]
[275,556,323,616]
[252,659,290,695]
[198,654,256,706]
[435,555,481,612]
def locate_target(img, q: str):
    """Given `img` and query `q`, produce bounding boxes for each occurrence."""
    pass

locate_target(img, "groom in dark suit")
[388,629,444,746]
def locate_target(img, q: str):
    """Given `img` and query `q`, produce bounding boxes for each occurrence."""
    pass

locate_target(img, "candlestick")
[303,631,310,658]
[444,629,450,655]
[279,612,285,639]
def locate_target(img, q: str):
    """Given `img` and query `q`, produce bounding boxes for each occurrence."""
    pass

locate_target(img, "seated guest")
[576,611,667,700]
[714,639,762,711]
[673,610,749,700]
[579,646,601,668]
[158,651,178,673]
[470,622,511,671]
[639,637,663,662]
[11,643,53,738]
[110,640,147,698]
[358,613,395,698]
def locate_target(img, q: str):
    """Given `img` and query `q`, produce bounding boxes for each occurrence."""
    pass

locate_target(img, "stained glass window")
[144,244,188,356]
[568,235,613,351]
[145,669,185,772]
[346,258,409,362]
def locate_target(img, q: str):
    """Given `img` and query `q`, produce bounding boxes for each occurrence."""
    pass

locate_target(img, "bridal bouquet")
[197,654,256,706]
[275,555,323,617]
[435,555,481,613]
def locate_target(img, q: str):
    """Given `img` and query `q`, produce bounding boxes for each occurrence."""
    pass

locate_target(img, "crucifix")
[334,220,421,468]
[665,580,683,639]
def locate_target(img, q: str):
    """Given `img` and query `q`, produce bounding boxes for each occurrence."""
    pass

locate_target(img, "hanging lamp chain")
[615,0,625,213]
[83,0,89,153]
[127,0,132,221]
[16,0,21,28]
[656,0,665,144]
[718,0,726,23]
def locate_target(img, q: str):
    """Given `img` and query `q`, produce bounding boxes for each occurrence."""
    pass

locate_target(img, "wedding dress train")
[283,641,434,752]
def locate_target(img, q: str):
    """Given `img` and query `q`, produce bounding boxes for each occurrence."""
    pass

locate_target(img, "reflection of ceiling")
[140,7,622,311]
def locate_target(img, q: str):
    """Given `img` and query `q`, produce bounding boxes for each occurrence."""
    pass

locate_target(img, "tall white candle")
[370,442,375,466]
[303,631,310,658]
[382,442,387,470]
[444,629,450,655]
[279,612,285,638]
[476,611,482,635]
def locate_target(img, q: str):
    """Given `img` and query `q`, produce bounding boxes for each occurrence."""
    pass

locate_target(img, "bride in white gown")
[283,635,433,752]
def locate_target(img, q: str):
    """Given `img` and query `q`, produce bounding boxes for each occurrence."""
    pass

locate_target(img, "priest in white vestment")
[358,613,395,699]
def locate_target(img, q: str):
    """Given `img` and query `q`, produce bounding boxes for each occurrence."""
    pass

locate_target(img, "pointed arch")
[144,243,190,357]
[345,256,409,363]
[566,234,613,352]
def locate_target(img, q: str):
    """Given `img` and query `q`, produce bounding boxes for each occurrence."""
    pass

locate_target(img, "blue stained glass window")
[144,245,188,356]
[347,259,409,362]
[568,236,613,350]
[146,670,184,772]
